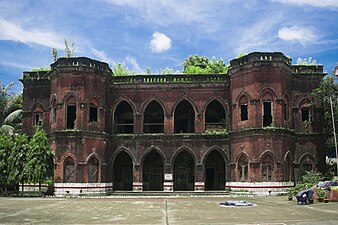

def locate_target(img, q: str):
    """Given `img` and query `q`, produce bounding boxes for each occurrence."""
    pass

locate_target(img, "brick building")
[21,52,326,195]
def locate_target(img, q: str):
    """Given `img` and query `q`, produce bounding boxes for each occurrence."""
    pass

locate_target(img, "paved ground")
[0,195,338,224]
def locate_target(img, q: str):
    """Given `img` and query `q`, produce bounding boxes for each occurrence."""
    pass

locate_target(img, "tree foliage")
[296,57,318,65]
[0,133,14,187]
[7,133,29,190]
[0,81,22,135]
[112,64,135,76]
[64,39,75,58]
[182,54,228,74]
[25,128,54,191]
[312,75,338,169]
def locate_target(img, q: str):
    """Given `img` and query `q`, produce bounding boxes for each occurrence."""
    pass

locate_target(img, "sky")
[0,0,338,92]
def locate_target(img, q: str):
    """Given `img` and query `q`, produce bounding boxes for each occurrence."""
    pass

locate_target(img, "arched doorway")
[64,157,75,183]
[113,151,133,191]
[143,150,164,191]
[205,150,225,190]
[174,151,195,191]
[88,157,99,183]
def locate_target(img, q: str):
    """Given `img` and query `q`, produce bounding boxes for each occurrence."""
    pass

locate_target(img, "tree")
[64,39,75,58]
[52,48,58,62]
[312,75,338,176]
[8,133,29,195]
[25,128,54,195]
[182,54,228,74]
[112,63,135,76]
[296,57,318,65]
[0,81,22,135]
[0,133,14,193]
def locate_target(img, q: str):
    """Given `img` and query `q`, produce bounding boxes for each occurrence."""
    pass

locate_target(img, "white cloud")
[0,19,64,49]
[278,26,318,46]
[271,0,338,8]
[149,32,172,53]
[91,48,114,64]
[125,55,142,72]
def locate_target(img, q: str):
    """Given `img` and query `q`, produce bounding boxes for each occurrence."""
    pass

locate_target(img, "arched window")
[64,157,75,183]
[174,100,195,133]
[205,100,226,131]
[299,99,313,122]
[144,101,164,133]
[262,91,273,127]
[239,95,248,121]
[238,155,248,182]
[283,96,289,121]
[114,101,134,134]
[88,157,99,183]
[66,96,77,129]
[261,154,274,181]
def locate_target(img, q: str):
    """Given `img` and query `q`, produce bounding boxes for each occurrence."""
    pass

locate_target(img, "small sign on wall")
[164,174,173,181]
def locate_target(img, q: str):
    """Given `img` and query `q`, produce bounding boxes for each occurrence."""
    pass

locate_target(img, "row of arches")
[114,98,226,133]
[61,148,316,190]
[63,149,226,191]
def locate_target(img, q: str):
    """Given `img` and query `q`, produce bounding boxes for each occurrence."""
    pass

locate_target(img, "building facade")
[21,52,326,195]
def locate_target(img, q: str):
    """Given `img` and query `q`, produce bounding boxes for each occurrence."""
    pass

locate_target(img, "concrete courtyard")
[0,195,338,224]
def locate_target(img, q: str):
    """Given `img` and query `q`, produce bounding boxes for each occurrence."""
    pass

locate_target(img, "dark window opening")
[88,158,99,183]
[205,100,226,131]
[238,156,248,182]
[174,151,195,191]
[52,107,56,123]
[66,105,76,129]
[300,163,313,180]
[205,150,225,190]
[114,101,134,134]
[113,151,133,191]
[240,104,248,121]
[283,103,289,121]
[89,106,98,123]
[34,112,43,126]
[263,101,273,127]
[64,158,75,183]
[301,108,312,122]
[143,150,163,191]
[144,101,164,133]
[174,100,195,133]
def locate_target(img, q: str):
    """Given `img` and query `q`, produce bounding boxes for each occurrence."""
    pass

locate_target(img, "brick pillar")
[195,164,204,191]
[133,164,142,191]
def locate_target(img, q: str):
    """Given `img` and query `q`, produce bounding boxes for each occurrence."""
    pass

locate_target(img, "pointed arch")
[87,157,100,183]
[202,146,228,164]
[260,150,276,182]
[62,92,80,105]
[141,145,167,165]
[298,153,316,180]
[173,149,196,191]
[236,152,249,182]
[204,99,226,131]
[142,100,165,133]
[171,145,198,165]
[111,146,136,165]
[235,91,251,104]
[112,150,133,191]
[141,97,167,116]
[173,99,196,133]
[298,97,313,123]
[89,97,100,123]
[142,149,164,191]
[61,154,77,183]
[171,96,199,116]
[259,87,277,101]
[203,148,226,190]
[113,100,135,133]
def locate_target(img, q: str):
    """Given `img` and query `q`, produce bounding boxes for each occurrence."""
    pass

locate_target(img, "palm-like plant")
[0,82,22,135]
